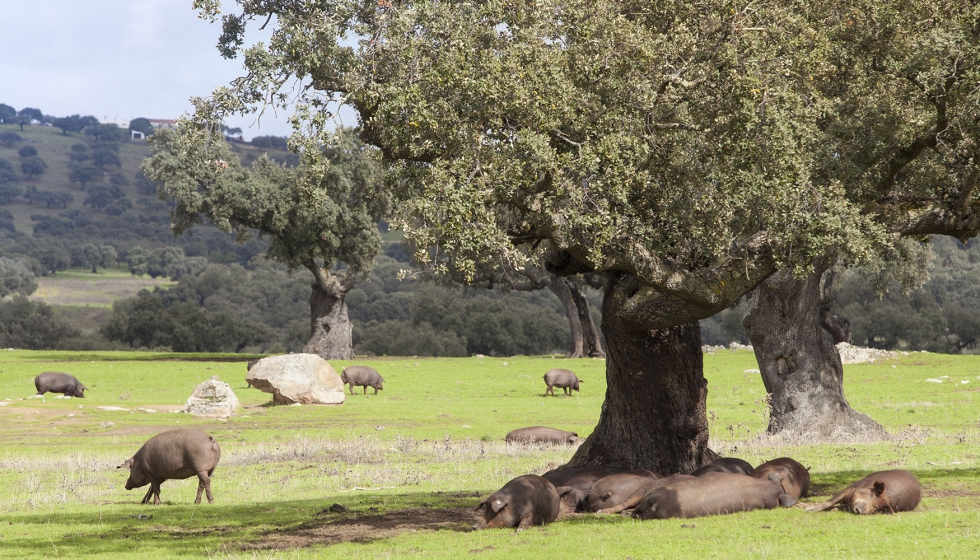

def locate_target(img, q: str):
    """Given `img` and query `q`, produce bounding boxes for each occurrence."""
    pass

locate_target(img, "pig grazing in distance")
[117,429,221,505]
[806,470,921,514]
[505,426,581,446]
[543,369,583,396]
[341,366,385,395]
[34,371,87,398]
[475,475,560,530]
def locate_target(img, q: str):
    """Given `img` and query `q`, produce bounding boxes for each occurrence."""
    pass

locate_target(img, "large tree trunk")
[742,269,885,440]
[565,277,715,474]
[546,277,586,358]
[568,281,605,358]
[301,283,354,360]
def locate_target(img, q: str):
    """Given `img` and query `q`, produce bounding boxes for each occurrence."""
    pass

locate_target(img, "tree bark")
[819,270,851,344]
[301,282,354,360]
[568,281,605,358]
[742,269,885,441]
[564,276,715,474]
[546,277,586,358]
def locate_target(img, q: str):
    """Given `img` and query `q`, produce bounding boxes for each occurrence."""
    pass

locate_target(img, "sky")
[0,1,315,141]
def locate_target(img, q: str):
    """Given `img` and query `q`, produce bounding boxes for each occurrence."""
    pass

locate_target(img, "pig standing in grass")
[117,429,221,505]
[341,366,385,395]
[543,369,582,396]
[34,371,87,398]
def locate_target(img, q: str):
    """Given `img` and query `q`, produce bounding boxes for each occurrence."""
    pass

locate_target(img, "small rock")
[246,354,346,405]
[97,406,129,411]
[744,369,760,374]
[926,378,943,383]
[184,378,240,418]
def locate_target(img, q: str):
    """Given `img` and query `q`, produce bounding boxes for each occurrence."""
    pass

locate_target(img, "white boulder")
[245,354,346,405]
[185,377,241,418]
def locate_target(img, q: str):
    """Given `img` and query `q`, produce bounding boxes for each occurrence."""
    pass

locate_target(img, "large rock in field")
[184,377,241,418]
[245,354,346,405]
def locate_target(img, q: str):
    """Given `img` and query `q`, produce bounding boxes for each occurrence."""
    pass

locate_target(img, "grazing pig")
[806,470,921,514]
[341,366,385,395]
[474,475,560,530]
[632,472,798,519]
[34,371,87,398]
[753,457,810,499]
[117,429,221,505]
[691,457,754,476]
[543,369,583,396]
[505,426,581,446]
[587,470,665,514]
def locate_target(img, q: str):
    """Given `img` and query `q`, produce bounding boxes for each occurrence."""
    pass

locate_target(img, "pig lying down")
[632,472,798,519]
[806,470,921,514]
[474,475,560,530]
[118,429,221,505]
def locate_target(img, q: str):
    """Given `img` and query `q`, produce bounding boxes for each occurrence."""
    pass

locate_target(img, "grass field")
[0,349,978,558]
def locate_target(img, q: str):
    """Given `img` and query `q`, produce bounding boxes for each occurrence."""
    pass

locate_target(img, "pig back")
[134,430,221,480]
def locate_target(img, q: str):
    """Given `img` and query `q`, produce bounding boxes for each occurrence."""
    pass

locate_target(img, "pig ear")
[556,486,574,498]
[872,481,886,496]
[767,472,783,484]
[475,498,488,511]
[490,498,508,513]
[117,458,134,470]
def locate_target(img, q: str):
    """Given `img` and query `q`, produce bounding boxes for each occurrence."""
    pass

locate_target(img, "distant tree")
[100,245,118,269]
[84,123,124,142]
[68,164,102,188]
[68,143,90,162]
[249,135,288,150]
[0,131,23,147]
[0,104,15,123]
[0,158,19,184]
[53,115,88,136]
[0,295,79,349]
[23,185,37,203]
[17,145,37,158]
[126,245,150,276]
[221,124,243,139]
[80,243,102,272]
[34,240,71,275]
[17,107,43,122]
[91,147,121,169]
[144,127,388,360]
[129,118,154,137]
[109,173,129,187]
[20,157,47,179]
[0,184,22,205]
[35,191,73,208]
[134,171,157,195]
[84,184,125,209]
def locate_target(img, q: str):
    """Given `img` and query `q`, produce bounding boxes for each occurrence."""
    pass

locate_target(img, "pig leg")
[140,486,155,504]
[516,516,535,531]
[363,386,368,395]
[544,385,553,397]
[373,387,379,394]
[151,483,163,505]
[195,471,214,504]
[598,493,643,514]
[805,489,851,512]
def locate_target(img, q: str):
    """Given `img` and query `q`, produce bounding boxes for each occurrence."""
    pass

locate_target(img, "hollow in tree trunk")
[564,275,715,474]
[301,282,354,360]
[742,269,885,440]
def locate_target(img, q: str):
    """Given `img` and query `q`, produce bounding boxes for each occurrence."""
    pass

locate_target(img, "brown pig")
[632,472,798,519]
[474,475,560,530]
[34,371,87,398]
[805,470,921,514]
[341,366,385,395]
[587,469,665,514]
[753,457,810,499]
[548,466,629,515]
[691,457,754,476]
[505,426,581,445]
[543,369,583,396]
[117,429,221,505]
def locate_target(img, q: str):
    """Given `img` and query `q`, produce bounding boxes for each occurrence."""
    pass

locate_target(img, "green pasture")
[0,349,978,558]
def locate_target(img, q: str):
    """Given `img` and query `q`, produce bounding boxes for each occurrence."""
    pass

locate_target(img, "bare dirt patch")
[243,507,473,550]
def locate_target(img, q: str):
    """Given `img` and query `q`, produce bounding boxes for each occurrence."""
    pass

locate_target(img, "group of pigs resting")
[485,426,922,530]
[35,368,923,528]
